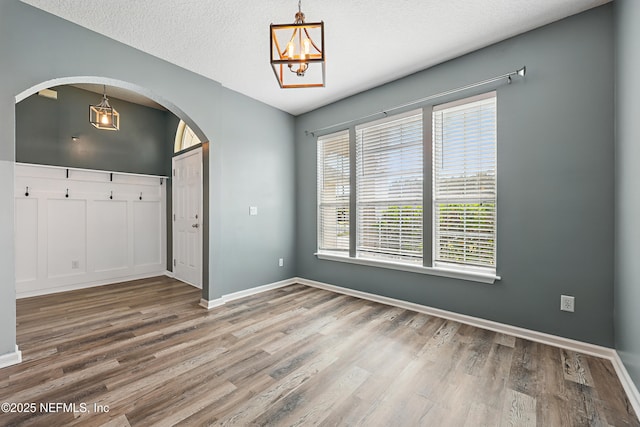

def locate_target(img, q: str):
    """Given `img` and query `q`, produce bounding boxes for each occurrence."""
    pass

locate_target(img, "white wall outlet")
[278,258,284,267]
[249,206,258,216]
[71,260,80,269]
[561,295,575,312]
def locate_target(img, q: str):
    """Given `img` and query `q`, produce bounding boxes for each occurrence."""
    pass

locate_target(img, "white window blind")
[433,92,497,270]
[356,110,423,263]
[317,130,350,252]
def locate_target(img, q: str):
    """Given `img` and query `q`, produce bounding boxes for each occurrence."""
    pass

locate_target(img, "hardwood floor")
[1,276,637,426]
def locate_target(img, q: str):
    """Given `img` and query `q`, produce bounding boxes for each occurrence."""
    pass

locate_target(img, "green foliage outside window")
[437,202,495,266]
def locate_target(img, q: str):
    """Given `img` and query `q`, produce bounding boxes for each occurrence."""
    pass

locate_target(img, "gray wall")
[16,85,174,175]
[0,0,296,356]
[295,5,615,346]
[614,0,640,390]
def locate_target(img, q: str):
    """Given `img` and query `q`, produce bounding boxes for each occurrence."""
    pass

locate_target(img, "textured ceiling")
[22,0,609,115]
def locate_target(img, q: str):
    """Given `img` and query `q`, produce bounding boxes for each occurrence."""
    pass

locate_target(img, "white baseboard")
[0,346,22,369]
[221,278,298,303]
[611,352,640,419]
[164,270,175,278]
[17,271,167,299]
[199,298,224,310]
[199,277,297,310]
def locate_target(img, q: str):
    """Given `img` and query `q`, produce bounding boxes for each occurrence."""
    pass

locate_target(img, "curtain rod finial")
[517,66,526,77]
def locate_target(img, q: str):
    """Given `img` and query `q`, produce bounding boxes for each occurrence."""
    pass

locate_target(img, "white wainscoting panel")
[15,163,167,298]
[133,201,163,267]
[91,200,128,273]
[15,198,38,283]
[47,199,87,278]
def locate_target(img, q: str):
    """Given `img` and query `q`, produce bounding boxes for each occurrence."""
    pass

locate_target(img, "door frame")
[171,146,203,288]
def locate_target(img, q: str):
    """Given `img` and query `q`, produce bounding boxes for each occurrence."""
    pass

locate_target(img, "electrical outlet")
[249,206,258,216]
[278,258,284,267]
[71,260,79,269]
[561,295,575,312]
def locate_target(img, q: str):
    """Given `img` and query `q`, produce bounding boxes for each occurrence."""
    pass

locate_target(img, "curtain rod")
[305,66,526,137]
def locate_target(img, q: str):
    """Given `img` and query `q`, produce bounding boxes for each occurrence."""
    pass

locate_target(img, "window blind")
[317,130,350,252]
[356,110,423,263]
[433,92,497,270]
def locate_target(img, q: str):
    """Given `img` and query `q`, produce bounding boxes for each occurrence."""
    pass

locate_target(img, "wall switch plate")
[249,206,258,216]
[561,295,575,312]
[279,258,284,267]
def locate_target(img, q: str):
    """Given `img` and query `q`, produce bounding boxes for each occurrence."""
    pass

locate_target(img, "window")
[316,91,497,281]
[174,120,202,153]
[433,93,497,270]
[356,110,423,263]
[317,130,350,253]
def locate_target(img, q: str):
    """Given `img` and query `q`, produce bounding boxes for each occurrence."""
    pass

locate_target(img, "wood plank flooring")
[1,276,637,426]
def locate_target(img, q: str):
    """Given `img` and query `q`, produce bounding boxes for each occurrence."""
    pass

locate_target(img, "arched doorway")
[8,76,210,365]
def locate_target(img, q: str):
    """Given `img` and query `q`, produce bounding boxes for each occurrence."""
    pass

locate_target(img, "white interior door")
[172,148,202,288]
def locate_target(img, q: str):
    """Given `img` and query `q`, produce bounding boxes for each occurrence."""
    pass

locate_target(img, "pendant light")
[89,85,120,130]
[270,0,325,88]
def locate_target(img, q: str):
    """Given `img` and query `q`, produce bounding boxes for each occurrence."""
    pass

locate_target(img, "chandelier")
[89,85,120,130]
[270,1,325,88]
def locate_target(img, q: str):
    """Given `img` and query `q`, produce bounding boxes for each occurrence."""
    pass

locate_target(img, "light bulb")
[303,38,310,55]
[287,42,294,59]
[101,114,109,125]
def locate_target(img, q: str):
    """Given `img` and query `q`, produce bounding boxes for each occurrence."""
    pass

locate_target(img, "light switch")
[249,206,258,216]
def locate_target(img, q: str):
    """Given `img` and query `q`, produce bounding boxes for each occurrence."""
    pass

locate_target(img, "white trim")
[611,352,640,418]
[199,298,224,310]
[0,346,22,369]
[198,278,297,310]
[221,278,298,303]
[164,270,175,278]
[15,162,168,180]
[17,271,166,298]
[315,252,499,284]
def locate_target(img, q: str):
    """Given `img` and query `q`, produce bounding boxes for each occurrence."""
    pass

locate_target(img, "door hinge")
[173,169,176,176]
[173,214,176,221]
[173,259,176,267]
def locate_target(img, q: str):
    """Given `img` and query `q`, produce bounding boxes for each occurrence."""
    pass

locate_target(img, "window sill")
[315,252,500,284]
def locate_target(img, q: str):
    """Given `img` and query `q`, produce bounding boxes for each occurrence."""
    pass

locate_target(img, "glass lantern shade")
[89,94,119,131]
[270,21,325,88]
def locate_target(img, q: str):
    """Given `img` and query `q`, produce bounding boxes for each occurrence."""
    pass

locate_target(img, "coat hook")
[65,189,69,198]
[110,191,113,200]
[139,192,143,201]
[25,186,29,197]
